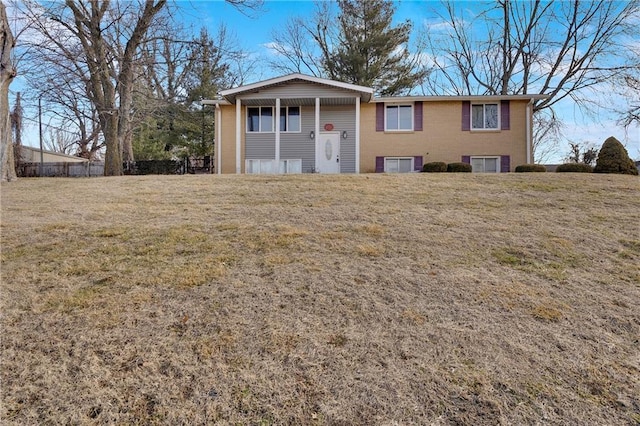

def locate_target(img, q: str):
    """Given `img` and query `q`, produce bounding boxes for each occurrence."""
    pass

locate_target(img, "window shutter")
[375,156,385,172]
[461,101,470,131]
[501,155,510,172]
[461,155,471,164]
[376,103,384,131]
[414,102,423,131]
[501,100,510,130]
[414,156,423,171]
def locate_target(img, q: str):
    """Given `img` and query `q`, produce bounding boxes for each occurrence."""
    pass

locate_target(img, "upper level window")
[280,106,300,132]
[385,104,413,131]
[472,103,498,130]
[247,107,273,132]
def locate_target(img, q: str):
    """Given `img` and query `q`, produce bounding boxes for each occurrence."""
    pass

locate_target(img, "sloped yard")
[1,173,639,424]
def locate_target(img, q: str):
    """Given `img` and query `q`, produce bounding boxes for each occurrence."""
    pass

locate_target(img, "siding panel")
[280,106,316,173]
[240,81,361,100]
[245,133,275,159]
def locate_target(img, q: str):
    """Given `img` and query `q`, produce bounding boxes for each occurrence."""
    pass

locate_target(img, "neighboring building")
[203,73,546,174]
[18,146,89,164]
[16,146,104,177]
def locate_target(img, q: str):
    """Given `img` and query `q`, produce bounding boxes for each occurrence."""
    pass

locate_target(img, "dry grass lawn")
[1,173,639,425]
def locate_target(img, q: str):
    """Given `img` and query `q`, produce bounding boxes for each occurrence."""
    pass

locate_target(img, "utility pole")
[38,96,44,176]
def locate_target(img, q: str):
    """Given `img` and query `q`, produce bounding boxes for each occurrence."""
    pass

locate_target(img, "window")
[384,157,413,173]
[471,157,499,173]
[246,159,302,174]
[247,107,273,132]
[385,104,413,131]
[279,106,301,132]
[471,103,498,130]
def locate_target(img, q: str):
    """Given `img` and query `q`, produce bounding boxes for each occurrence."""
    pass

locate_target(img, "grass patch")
[1,173,639,425]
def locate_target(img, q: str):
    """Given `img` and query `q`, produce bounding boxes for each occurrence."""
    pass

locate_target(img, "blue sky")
[12,0,639,162]
[178,0,639,162]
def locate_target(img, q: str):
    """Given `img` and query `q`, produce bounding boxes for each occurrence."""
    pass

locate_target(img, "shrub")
[556,163,593,173]
[447,162,472,173]
[515,164,546,173]
[594,136,638,175]
[422,162,447,172]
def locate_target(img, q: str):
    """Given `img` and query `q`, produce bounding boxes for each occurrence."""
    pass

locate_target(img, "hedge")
[515,164,546,173]
[556,163,593,173]
[422,162,447,172]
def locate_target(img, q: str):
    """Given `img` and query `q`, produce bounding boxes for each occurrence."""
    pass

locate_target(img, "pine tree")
[328,0,427,96]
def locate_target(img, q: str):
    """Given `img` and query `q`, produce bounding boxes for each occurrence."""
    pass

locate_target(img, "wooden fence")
[17,162,105,177]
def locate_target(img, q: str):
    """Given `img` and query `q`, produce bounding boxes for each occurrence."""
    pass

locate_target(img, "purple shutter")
[501,155,510,172]
[462,101,470,131]
[414,101,423,131]
[414,156,423,171]
[376,103,384,131]
[501,100,510,130]
[461,155,471,164]
[375,156,385,172]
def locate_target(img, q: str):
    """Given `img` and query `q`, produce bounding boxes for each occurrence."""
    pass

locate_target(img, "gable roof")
[217,73,374,104]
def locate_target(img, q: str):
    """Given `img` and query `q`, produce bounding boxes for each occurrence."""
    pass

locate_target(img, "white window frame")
[470,156,500,173]
[279,159,302,174]
[279,106,301,133]
[246,159,302,174]
[246,106,274,133]
[385,103,414,131]
[384,157,414,173]
[471,103,500,130]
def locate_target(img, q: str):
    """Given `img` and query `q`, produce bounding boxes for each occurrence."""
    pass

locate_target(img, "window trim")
[470,156,501,173]
[384,103,414,131]
[280,106,301,133]
[246,106,274,133]
[384,156,414,173]
[470,103,500,131]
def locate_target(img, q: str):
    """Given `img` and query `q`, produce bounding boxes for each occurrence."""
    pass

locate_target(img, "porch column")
[235,98,241,174]
[313,98,320,143]
[355,96,361,173]
[275,98,281,170]
[216,104,222,174]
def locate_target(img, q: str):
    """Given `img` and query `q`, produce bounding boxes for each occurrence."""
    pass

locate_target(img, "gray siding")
[245,133,275,159]
[243,104,358,173]
[281,106,315,173]
[320,106,356,173]
[240,81,359,101]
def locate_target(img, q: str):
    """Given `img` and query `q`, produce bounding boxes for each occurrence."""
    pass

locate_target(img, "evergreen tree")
[328,0,427,95]
[594,136,638,175]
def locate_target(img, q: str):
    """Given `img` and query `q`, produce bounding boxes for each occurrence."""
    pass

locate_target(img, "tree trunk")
[0,1,17,182]
[102,112,122,176]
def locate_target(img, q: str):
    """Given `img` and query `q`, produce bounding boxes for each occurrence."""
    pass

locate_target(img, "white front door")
[316,132,340,173]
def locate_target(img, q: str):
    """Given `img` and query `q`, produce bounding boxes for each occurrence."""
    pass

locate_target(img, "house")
[202,73,546,174]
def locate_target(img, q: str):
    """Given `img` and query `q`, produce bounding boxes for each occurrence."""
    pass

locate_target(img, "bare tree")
[422,1,640,161]
[0,0,17,181]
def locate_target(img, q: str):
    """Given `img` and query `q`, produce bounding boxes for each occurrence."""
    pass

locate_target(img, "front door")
[316,132,340,173]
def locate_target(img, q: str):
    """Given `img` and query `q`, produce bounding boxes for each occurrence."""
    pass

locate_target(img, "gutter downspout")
[526,98,534,164]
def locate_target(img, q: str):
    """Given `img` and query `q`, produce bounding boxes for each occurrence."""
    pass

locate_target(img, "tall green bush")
[594,137,638,175]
